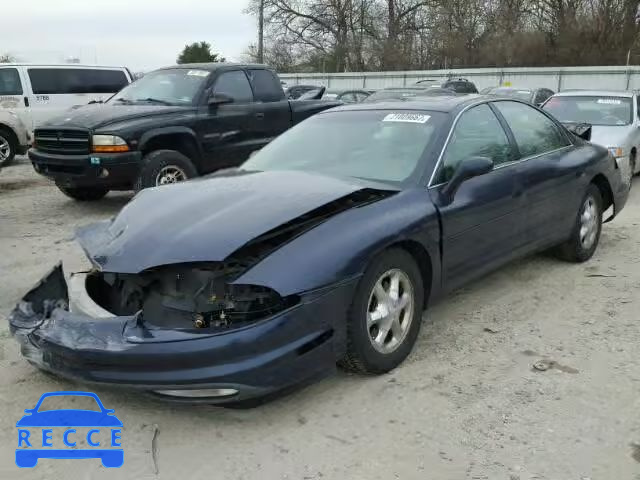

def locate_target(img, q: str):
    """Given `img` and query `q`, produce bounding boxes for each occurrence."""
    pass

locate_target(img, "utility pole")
[258,0,265,64]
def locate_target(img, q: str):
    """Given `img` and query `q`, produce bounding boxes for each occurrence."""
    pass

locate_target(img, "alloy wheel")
[367,268,415,354]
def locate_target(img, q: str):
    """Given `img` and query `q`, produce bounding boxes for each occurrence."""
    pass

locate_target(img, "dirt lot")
[1,157,639,480]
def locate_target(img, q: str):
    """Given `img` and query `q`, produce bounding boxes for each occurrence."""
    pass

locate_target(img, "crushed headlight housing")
[84,263,298,330]
[92,135,129,153]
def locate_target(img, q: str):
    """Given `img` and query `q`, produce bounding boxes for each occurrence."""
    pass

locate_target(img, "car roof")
[158,62,269,72]
[554,90,634,98]
[331,95,483,113]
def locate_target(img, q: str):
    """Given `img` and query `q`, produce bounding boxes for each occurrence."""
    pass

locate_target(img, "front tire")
[555,184,603,263]
[340,248,425,374]
[134,149,198,191]
[56,184,109,201]
[0,127,17,167]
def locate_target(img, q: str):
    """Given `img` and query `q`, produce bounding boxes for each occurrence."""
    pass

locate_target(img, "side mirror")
[208,92,233,107]
[24,409,33,414]
[440,156,494,204]
[566,123,592,141]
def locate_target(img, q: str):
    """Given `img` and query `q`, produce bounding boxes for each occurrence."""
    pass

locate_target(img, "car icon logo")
[16,391,123,468]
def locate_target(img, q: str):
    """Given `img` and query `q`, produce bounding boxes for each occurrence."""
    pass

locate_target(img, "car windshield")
[543,95,633,126]
[489,88,532,101]
[242,110,443,184]
[36,395,101,412]
[110,68,209,106]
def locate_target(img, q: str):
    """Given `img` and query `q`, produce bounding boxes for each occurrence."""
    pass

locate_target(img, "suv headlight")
[608,147,625,158]
[92,135,129,153]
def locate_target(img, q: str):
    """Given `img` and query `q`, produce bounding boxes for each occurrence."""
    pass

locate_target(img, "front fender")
[138,126,199,152]
[234,189,441,297]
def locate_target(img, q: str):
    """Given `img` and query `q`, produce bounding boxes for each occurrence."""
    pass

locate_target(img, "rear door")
[246,68,291,150]
[0,66,29,128]
[431,103,526,291]
[492,100,577,249]
[25,67,130,128]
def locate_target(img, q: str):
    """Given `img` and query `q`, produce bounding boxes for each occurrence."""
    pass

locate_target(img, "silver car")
[543,90,640,184]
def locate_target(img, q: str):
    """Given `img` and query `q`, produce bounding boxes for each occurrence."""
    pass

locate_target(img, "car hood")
[76,169,399,273]
[41,104,192,130]
[588,125,635,149]
[16,410,123,427]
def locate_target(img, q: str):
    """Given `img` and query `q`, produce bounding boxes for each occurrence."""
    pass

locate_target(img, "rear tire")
[56,184,109,201]
[555,184,603,263]
[339,248,425,374]
[0,127,17,167]
[134,149,198,192]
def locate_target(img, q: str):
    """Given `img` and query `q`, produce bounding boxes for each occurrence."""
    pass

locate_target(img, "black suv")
[415,77,478,94]
[29,63,340,201]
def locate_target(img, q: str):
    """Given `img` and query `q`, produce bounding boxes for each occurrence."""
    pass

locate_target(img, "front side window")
[543,95,633,126]
[213,71,253,103]
[28,69,128,95]
[496,101,569,157]
[0,68,22,95]
[435,104,512,184]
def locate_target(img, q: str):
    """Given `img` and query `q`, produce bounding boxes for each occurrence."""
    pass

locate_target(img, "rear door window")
[248,69,284,102]
[213,70,253,103]
[28,68,128,94]
[0,68,23,95]
[494,101,570,158]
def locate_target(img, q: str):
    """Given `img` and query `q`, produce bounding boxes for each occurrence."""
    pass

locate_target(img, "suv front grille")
[34,129,90,155]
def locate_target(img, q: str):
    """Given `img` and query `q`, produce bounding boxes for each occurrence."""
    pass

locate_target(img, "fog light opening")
[99,168,110,178]
[153,388,239,398]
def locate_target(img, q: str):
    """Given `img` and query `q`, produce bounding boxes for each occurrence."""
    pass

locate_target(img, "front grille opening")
[35,128,90,155]
[85,264,298,331]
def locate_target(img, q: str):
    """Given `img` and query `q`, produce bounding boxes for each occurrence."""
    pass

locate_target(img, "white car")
[543,90,640,184]
[0,64,133,162]
[0,110,29,167]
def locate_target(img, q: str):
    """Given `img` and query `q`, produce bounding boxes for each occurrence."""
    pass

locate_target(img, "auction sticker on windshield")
[597,98,622,104]
[187,70,209,77]
[383,113,431,123]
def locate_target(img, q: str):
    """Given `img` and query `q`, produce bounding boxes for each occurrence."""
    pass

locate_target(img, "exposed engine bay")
[84,263,297,330]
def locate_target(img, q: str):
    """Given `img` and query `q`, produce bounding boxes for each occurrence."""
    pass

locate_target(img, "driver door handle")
[255,112,265,120]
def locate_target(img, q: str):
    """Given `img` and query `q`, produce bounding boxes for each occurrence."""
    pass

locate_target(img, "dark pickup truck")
[28,63,340,200]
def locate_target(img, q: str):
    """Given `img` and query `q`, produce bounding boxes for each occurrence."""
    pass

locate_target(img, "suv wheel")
[0,128,17,167]
[135,150,198,191]
[56,184,109,201]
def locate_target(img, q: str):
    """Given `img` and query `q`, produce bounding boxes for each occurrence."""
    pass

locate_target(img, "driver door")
[196,69,256,173]
[430,103,527,292]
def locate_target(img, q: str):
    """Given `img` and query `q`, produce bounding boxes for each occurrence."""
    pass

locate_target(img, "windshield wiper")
[114,98,134,104]
[135,97,173,106]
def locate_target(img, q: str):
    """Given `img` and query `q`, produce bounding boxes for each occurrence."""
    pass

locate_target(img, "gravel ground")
[1,157,639,480]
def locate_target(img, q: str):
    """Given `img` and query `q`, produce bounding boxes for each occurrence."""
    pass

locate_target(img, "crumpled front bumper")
[9,264,358,404]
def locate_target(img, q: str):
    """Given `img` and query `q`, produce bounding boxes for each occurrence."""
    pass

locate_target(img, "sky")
[1,0,257,72]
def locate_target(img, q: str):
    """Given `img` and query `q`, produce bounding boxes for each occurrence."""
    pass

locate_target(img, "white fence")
[279,66,640,92]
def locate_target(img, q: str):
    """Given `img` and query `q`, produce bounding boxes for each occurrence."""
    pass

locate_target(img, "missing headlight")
[85,263,298,330]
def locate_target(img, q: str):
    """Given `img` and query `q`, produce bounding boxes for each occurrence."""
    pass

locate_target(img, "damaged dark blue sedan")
[9,96,629,405]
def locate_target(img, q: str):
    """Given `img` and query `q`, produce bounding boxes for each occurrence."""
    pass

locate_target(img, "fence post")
[557,70,563,92]
[403,73,407,86]
[626,67,632,90]
[363,74,366,89]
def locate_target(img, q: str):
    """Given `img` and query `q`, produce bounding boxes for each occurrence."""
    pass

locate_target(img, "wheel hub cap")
[579,197,598,249]
[156,166,187,186]
[367,269,415,354]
